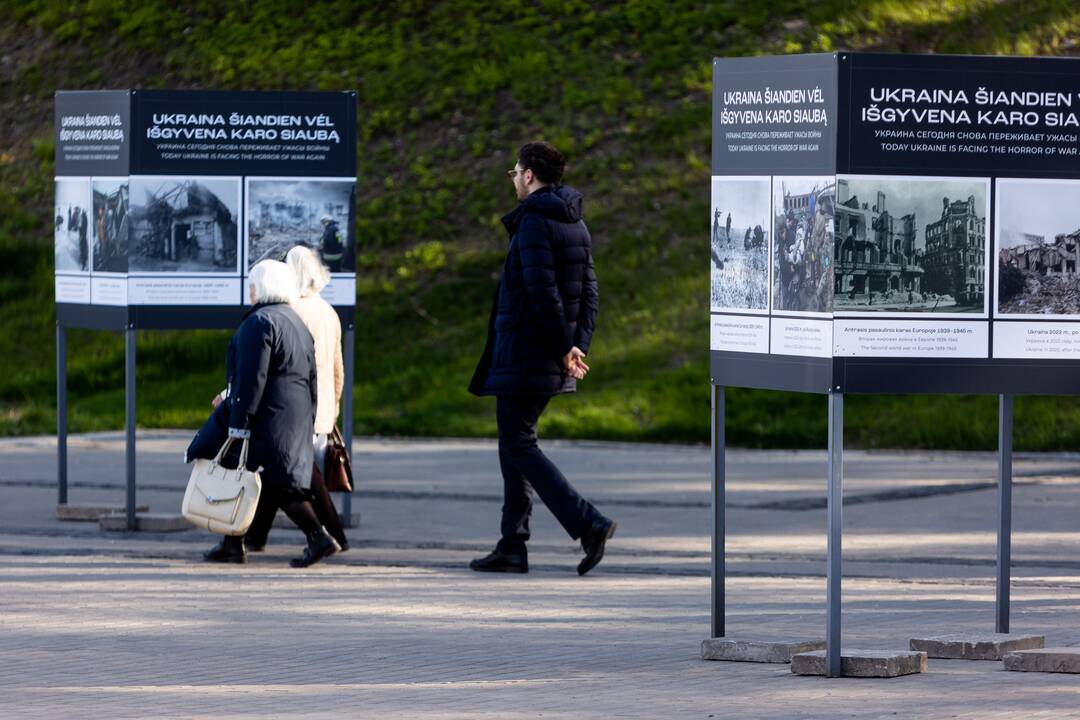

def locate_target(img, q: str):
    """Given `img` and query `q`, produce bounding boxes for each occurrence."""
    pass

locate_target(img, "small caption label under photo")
[833,320,988,358]
[710,315,769,354]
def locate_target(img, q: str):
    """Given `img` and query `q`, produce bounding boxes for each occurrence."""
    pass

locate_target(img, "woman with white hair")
[203,259,341,567]
[283,244,348,549]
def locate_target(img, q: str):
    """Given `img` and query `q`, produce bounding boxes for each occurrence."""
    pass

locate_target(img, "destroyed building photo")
[245,179,356,272]
[128,178,240,273]
[997,178,1080,316]
[772,177,835,314]
[92,178,129,273]
[710,177,770,312]
[833,177,987,313]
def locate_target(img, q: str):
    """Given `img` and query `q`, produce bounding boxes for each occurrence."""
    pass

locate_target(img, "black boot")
[469,546,528,574]
[578,518,616,576]
[204,535,247,564]
[289,526,341,568]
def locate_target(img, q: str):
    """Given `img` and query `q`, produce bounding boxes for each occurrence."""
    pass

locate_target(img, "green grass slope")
[3,1,1080,449]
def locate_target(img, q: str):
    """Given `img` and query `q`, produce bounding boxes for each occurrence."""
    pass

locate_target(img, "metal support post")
[340,325,355,527]
[57,325,68,505]
[125,328,137,531]
[711,384,726,638]
[826,392,844,677]
[996,394,1014,634]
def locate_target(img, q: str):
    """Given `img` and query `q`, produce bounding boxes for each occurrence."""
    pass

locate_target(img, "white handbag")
[182,433,262,536]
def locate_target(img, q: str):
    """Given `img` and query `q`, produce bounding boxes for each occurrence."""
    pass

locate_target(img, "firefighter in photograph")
[319,215,344,271]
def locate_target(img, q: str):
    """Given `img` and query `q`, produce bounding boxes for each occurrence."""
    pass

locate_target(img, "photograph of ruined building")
[92,178,129,273]
[997,178,1080,317]
[710,176,770,313]
[245,179,355,272]
[129,177,240,273]
[833,176,988,314]
[772,176,834,314]
[55,178,90,273]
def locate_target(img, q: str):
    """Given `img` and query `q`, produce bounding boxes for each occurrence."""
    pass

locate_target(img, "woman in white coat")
[285,245,348,549]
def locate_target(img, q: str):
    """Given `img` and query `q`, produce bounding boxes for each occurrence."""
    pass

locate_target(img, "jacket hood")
[502,184,584,234]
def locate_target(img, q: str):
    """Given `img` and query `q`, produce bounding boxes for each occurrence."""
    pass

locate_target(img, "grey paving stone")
[56,503,148,521]
[791,649,928,678]
[99,512,193,532]
[910,633,1045,660]
[1003,648,1080,674]
[701,638,826,663]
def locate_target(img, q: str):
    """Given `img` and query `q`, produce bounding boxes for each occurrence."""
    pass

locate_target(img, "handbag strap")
[213,435,250,469]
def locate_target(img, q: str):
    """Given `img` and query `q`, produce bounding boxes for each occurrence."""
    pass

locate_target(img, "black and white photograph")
[996,178,1080,318]
[710,176,770,313]
[833,175,989,316]
[772,176,834,315]
[245,178,355,273]
[92,177,129,273]
[54,178,91,273]
[128,177,240,274]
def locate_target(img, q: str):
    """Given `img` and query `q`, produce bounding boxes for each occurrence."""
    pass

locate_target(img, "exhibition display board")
[54,89,358,529]
[711,53,1080,395]
[55,89,358,328]
[707,53,1080,676]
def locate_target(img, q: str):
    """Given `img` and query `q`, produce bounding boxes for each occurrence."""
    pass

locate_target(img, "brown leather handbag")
[323,426,354,493]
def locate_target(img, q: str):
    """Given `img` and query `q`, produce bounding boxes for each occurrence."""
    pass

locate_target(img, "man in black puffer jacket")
[468,141,616,577]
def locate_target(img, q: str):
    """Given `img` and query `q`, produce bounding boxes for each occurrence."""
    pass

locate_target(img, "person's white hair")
[249,259,298,304]
[285,245,331,298]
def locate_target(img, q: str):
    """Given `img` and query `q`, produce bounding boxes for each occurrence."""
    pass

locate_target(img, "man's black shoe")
[289,527,341,568]
[245,542,265,552]
[469,549,528,573]
[203,537,247,564]
[577,519,616,576]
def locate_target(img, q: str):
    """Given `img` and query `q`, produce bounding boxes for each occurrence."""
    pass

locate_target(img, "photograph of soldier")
[833,176,988,315]
[245,179,355,272]
[772,176,835,314]
[92,178,129,273]
[128,177,240,273]
[996,178,1080,318]
[54,178,91,273]
[710,176,769,312]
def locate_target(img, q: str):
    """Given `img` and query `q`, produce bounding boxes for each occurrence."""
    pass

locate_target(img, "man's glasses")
[507,168,524,178]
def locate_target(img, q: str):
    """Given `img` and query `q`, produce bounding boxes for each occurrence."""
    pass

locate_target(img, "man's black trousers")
[496,393,604,554]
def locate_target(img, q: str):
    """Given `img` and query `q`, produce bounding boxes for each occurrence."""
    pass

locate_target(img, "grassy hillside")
[3,1,1080,449]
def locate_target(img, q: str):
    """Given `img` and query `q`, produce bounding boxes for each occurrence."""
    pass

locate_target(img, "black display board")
[54,89,357,329]
[711,53,1080,395]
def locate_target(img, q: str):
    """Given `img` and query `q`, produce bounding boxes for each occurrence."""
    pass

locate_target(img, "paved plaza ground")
[1,433,1080,718]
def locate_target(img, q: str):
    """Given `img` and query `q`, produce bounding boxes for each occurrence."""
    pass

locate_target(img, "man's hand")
[562,346,590,380]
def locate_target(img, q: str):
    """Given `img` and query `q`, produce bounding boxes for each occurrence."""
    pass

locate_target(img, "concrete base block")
[701,638,826,663]
[57,504,149,521]
[910,633,1044,660]
[100,513,193,532]
[271,511,360,530]
[791,649,928,678]
[1004,648,1080,674]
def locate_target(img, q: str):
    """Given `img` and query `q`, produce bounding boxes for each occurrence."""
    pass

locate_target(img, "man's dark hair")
[517,141,566,185]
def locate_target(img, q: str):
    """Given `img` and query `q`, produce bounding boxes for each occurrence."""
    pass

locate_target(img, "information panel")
[54,89,357,329]
[711,53,1080,395]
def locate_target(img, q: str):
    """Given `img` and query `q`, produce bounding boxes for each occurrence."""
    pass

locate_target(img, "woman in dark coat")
[203,259,341,567]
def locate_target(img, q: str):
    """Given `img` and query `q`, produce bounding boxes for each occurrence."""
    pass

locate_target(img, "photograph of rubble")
[833,175,989,316]
[772,176,834,315]
[710,176,770,313]
[128,177,240,274]
[995,178,1080,318]
[55,178,91,273]
[245,178,355,273]
[92,177,129,273]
